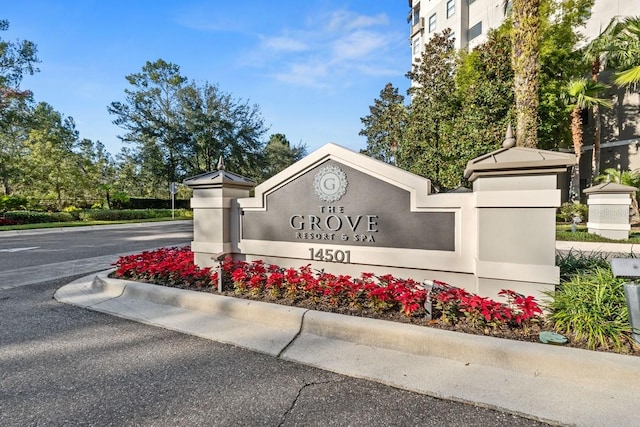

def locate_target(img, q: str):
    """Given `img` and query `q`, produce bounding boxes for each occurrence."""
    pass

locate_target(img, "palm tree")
[584,18,619,184]
[607,16,640,87]
[564,79,612,202]
[510,0,541,148]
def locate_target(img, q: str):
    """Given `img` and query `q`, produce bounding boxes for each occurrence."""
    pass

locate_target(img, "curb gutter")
[56,271,640,427]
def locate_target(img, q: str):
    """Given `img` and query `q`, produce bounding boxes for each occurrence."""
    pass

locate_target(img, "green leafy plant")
[0,195,28,212]
[62,205,82,220]
[546,268,633,352]
[110,191,130,210]
[558,202,588,223]
[556,249,611,282]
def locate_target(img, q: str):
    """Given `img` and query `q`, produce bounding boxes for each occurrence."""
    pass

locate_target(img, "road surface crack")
[278,378,345,427]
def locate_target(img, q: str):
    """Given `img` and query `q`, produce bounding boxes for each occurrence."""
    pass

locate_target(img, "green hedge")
[2,209,192,224]
[79,209,191,221]
[4,211,74,224]
[120,198,190,210]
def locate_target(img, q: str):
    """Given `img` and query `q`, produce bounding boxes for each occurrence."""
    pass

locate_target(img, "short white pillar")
[183,163,255,268]
[584,182,636,240]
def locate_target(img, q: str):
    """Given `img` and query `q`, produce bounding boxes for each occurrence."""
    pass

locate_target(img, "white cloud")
[331,30,389,60]
[246,9,405,89]
[326,10,389,31]
[275,61,329,88]
[261,36,308,52]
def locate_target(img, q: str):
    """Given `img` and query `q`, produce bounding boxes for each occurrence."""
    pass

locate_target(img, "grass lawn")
[556,223,640,243]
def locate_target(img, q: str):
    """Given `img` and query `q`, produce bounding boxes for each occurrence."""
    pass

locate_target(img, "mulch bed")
[146,279,640,357]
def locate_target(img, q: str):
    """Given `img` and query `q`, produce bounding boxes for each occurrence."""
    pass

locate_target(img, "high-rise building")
[409,0,639,60]
[407,0,640,198]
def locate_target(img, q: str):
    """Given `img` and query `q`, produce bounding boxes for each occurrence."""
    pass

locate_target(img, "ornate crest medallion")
[313,165,348,202]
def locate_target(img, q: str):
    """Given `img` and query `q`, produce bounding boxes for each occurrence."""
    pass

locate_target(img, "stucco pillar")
[464,135,574,301]
[584,182,636,240]
[183,161,255,268]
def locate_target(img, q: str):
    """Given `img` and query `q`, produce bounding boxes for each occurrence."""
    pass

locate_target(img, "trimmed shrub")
[78,208,191,221]
[118,198,190,210]
[4,211,74,224]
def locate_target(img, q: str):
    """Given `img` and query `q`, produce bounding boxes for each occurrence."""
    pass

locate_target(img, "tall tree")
[260,133,306,181]
[25,102,81,208]
[108,59,188,186]
[564,79,611,202]
[584,13,617,183]
[0,19,39,113]
[511,0,541,147]
[359,83,406,165]
[537,0,593,151]
[452,26,515,177]
[0,95,32,194]
[76,138,116,207]
[0,19,39,195]
[179,81,268,179]
[402,29,459,190]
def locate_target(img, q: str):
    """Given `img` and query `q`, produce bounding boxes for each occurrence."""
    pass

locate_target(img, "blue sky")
[3,1,410,157]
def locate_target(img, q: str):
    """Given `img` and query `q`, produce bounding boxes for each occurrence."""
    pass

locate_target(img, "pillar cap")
[464,147,575,182]
[583,182,637,194]
[183,170,256,189]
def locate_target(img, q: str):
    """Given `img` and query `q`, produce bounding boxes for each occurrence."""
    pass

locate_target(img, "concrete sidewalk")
[56,270,640,427]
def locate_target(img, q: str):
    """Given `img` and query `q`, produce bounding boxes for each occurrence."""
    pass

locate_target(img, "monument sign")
[185,142,574,301]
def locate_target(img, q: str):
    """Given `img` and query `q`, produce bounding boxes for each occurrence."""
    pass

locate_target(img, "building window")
[413,36,421,55]
[413,7,420,26]
[468,21,482,41]
[429,13,436,33]
[446,0,455,18]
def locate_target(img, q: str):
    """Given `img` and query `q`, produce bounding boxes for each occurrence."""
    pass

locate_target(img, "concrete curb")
[56,272,640,426]
[295,308,640,386]
[55,271,305,357]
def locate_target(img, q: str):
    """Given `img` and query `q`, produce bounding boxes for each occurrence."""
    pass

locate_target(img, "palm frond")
[614,65,640,86]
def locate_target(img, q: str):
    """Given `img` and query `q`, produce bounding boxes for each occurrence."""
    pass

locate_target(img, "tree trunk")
[512,0,541,148]
[570,108,583,203]
[590,58,602,184]
[2,176,11,195]
[591,103,601,184]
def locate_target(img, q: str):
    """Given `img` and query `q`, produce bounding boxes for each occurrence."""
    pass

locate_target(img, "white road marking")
[0,247,40,253]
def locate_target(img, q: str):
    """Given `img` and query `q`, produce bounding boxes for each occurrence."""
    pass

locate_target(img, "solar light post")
[610,258,640,344]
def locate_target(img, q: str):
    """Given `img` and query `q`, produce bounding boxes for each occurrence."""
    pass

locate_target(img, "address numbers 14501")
[309,248,351,263]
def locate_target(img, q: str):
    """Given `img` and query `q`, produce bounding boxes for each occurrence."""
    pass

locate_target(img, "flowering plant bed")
[111,246,639,354]
[111,246,548,338]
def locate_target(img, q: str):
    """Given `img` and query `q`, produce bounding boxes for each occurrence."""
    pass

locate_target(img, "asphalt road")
[0,223,550,426]
[0,222,193,290]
